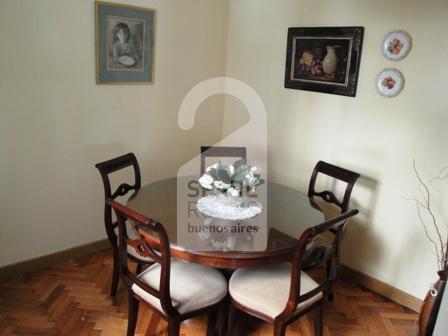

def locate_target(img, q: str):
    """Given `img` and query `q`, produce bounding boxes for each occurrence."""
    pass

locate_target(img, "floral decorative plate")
[376,68,404,97]
[383,30,411,61]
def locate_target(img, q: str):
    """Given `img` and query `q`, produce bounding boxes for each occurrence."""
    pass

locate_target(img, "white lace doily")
[197,195,262,220]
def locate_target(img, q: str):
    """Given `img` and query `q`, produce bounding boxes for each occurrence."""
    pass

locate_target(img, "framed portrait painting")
[95,1,155,84]
[284,27,364,97]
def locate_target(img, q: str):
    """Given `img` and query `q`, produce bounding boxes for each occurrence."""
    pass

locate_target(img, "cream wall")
[223,0,448,299]
[0,0,229,266]
[2,0,447,301]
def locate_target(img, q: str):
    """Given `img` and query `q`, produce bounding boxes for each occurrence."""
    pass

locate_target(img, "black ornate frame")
[284,26,364,97]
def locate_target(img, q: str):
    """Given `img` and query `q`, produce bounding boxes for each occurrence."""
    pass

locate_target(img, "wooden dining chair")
[95,152,153,296]
[200,146,247,175]
[304,160,360,299]
[228,209,359,336]
[308,160,360,213]
[108,199,228,336]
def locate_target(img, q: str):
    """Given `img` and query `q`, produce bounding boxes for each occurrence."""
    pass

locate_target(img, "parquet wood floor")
[0,250,418,335]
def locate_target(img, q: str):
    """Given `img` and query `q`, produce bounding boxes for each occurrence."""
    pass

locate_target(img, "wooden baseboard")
[341,264,422,312]
[0,238,110,281]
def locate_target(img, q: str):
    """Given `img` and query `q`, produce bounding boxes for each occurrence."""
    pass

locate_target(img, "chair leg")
[314,303,323,336]
[326,258,334,301]
[206,309,217,336]
[217,302,226,336]
[227,302,236,334]
[127,293,139,336]
[273,321,286,336]
[110,247,120,296]
[167,320,180,336]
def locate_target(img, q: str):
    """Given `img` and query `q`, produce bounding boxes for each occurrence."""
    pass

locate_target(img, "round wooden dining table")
[127,176,337,269]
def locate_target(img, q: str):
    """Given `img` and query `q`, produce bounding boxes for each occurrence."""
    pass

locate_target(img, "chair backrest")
[95,153,141,243]
[200,146,247,175]
[108,199,178,317]
[308,161,360,213]
[280,208,359,319]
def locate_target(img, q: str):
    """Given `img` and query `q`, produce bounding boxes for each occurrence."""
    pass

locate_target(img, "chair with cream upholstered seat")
[109,199,228,336]
[304,161,360,300]
[228,209,359,336]
[307,160,360,214]
[95,152,154,296]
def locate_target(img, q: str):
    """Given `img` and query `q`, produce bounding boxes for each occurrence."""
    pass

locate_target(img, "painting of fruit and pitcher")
[284,27,364,97]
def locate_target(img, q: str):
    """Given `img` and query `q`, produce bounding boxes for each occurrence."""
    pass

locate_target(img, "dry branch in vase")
[407,160,448,277]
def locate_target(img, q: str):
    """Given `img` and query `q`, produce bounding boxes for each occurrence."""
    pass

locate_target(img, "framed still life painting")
[284,27,364,97]
[95,1,155,84]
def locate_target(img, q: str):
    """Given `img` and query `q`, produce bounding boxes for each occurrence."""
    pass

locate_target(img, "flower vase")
[216,191,244,207]
[418,271,447,336]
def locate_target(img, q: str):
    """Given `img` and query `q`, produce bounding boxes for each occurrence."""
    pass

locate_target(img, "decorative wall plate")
[383,30,411,61]
[376,68,404,97]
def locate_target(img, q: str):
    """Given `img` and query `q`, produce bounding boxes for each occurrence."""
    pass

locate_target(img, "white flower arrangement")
[199,159,264,196]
